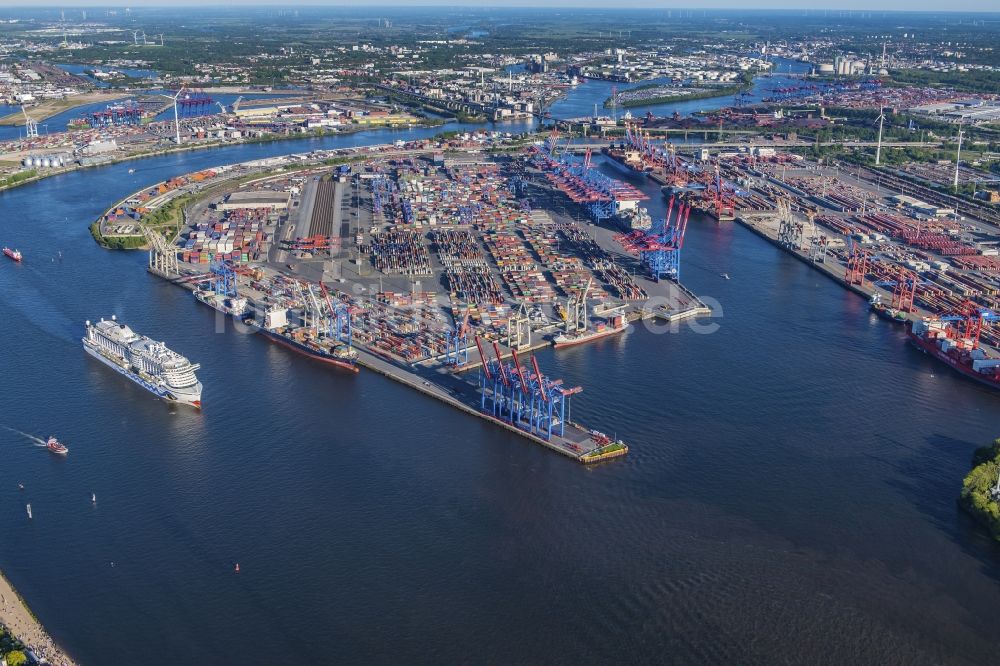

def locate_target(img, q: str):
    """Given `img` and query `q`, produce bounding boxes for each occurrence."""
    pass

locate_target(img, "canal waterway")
[547,56,812,119]
[5,56,808,142]
[56,63,161,86]
[1,112,999,665]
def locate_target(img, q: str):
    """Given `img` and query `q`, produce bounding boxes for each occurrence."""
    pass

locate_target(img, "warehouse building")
[217,190,291,211]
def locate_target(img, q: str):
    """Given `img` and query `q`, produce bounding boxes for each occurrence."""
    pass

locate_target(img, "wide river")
[2,73,1000,665]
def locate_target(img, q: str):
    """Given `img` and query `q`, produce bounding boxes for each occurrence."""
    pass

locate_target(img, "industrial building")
[890,194,955,219]
[217,190,290,211]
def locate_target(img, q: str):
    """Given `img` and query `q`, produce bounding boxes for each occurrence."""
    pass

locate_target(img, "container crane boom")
[492,340,510,387]
[510,348,530,394]
[531,356,547,402]
[475,336,492,381]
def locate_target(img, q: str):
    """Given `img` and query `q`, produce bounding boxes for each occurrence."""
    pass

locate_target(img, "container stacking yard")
[137,150,714,463]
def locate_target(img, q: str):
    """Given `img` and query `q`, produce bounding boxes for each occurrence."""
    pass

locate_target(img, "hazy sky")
[2,1,998,10]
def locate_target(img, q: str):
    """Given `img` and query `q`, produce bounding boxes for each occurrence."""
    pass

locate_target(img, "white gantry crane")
[565,278,592,333]
[776,198,804,251]
[300,282,325,334]
[144,226,179,276]
[21,106,38,139]
[506,302,531,350]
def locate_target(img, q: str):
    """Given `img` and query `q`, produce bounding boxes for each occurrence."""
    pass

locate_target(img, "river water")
[8,56,810,142]
[0,93,302,142]
[548,57,812,119]
[1,83,999,665]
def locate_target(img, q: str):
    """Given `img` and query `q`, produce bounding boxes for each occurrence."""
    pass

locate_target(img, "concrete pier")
[150,267,628,464]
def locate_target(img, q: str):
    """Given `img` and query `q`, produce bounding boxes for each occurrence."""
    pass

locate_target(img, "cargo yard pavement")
[137,149,699,463]
[0,91,125,125]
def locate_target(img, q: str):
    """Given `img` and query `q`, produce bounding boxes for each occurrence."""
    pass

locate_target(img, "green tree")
[6,649,28,666]
[959,438,1000,541]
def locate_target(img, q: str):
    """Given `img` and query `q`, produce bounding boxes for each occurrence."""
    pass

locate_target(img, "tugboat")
[870,293,907,324]
[46,436,68,456]
[3,247,22,262]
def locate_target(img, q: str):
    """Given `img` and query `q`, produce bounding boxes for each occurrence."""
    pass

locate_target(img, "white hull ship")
[553,314,628,348]
[194,289,249,317]
[553,322,628,348]
[83,315,202,407]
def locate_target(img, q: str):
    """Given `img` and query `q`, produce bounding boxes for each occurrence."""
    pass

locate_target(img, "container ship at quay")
[194,289,249,318]
[617,206,652,231]
[908,317,1000,390]
[193,286,358,373]
[83,315,203,407]
[246,305,359,373]
[602,145,652,179]
[553,315,628,348]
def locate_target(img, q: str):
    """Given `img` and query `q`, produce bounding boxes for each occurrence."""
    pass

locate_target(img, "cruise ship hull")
[83,342,203,407]
[907,331,1000,391]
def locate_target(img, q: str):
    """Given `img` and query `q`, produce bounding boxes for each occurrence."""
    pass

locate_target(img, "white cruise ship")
[83,315,202,407]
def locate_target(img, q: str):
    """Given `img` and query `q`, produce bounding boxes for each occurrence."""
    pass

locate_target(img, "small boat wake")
[1,425,48,447]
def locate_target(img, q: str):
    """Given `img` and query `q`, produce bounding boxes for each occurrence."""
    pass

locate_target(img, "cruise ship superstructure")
[83,315,202,407]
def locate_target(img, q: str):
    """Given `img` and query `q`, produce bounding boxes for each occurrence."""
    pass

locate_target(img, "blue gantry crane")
[319,282,353,348]
[208,260,237,297]
[616,196,691,282]
[474,338,582,440]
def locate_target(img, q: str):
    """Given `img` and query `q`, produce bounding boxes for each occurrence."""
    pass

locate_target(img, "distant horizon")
[0,2,999,13]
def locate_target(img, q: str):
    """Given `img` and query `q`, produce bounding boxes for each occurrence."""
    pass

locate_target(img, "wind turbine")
[953,120,964,192]
[874,105,885,166]
[160,86,186,144]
